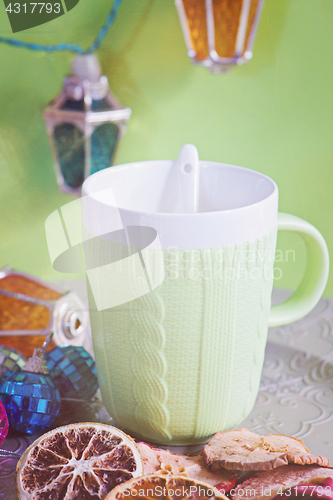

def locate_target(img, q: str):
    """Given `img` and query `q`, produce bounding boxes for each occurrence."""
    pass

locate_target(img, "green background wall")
[0,0,332,294]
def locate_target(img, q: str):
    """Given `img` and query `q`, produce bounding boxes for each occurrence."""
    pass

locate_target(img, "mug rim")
[82,159,278,217]
[82,159,279,248]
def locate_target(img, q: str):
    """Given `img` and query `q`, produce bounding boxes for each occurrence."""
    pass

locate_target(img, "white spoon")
[176,144,200,213]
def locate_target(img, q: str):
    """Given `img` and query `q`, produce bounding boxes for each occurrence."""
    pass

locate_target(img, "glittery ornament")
[0,399,9,444]
[0,333,61,434]
[175,0,265,73]
[45,345,98,400]
[0,345,26,381]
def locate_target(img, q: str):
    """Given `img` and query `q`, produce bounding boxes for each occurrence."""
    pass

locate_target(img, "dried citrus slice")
[104,473,229,500]
[137,442,237,493]
[203,429,329,471]
[232,465,333,500]
[16,423,143,500]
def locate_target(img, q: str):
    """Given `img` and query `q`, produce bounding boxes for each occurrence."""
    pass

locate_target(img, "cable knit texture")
[129,279,171,441]
[88,228,277,444]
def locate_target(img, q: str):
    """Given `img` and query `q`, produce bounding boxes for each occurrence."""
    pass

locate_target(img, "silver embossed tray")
[243,295,333,462]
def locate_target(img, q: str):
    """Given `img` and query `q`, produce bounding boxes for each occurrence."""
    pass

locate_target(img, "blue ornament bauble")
[0,345,26,381]
[45,345,98,400]
[0,371,61,434]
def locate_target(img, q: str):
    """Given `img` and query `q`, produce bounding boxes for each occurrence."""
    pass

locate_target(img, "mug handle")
[268,213,330,327]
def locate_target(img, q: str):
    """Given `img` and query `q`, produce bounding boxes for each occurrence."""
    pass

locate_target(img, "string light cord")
[0,0,123,54]
[0,449,21,459]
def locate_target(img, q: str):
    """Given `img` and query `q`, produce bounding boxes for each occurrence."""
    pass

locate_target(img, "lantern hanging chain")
[0,0,123,54]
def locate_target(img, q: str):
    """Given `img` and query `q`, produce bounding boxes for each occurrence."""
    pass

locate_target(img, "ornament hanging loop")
[24,332,53,374]
[39,331,54,358]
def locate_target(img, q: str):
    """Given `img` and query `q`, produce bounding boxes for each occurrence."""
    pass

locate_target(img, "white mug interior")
[82,157,278,249]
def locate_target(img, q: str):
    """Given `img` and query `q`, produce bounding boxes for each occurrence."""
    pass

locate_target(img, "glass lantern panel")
[60,98,112,112]
[0,294,51,331]
[213,0,243,58]
[182,0,209,61]
[54,123,85,189]
[243,0,260,54]
[0,274,61,330]
[0,275,61,301]
[60,99,85,112]
[90,123,120,176]
[91,98,113,112]
[0,275,62,356]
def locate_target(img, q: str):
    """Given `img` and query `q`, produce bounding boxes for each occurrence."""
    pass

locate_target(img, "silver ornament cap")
[24,332,53,374]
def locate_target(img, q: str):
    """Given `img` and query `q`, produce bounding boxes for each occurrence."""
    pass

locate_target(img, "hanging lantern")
[175,0,264,72]
[43,54,132,195]
[0,265,88,357]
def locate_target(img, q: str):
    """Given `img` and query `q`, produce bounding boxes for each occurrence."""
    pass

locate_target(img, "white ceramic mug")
[81,144,329,444]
